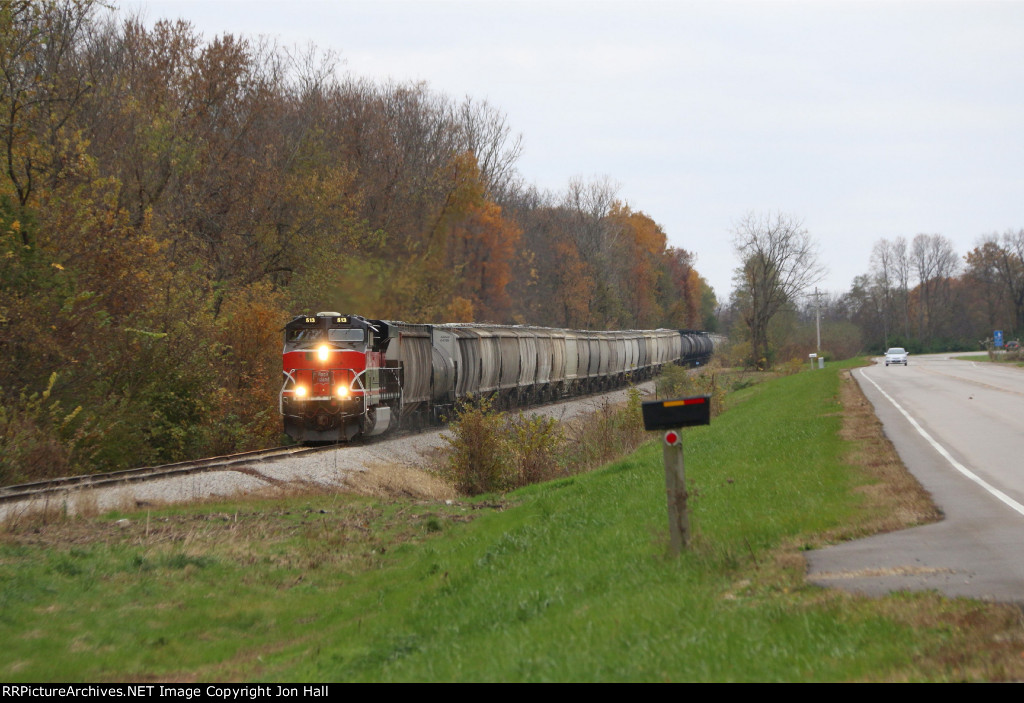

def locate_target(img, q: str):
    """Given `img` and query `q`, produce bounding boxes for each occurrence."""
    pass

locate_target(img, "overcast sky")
[121,0,1024,305]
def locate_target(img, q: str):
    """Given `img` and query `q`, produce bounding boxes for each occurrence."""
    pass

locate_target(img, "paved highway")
[807,353,1024,603]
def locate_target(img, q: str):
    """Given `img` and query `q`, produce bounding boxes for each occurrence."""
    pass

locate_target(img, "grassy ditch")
[2,361,1024,681]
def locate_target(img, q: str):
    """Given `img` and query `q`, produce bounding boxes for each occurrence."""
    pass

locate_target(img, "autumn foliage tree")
[965,231,1024,335]
[0,2,716,481]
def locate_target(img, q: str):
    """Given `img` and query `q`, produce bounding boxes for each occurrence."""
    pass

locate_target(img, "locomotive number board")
[299,316,349,325]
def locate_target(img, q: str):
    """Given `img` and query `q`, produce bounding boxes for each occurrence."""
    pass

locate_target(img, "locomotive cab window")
[328,329,365,343]
[287,328,323,342]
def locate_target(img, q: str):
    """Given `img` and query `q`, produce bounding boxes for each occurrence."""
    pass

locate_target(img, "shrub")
[440,398,512,496]
[506,412,564,487]
[562,388,647,473]
[0,373,91,484]
[719,340,753,369]
[655,363,725,418]
[439,390,644,496]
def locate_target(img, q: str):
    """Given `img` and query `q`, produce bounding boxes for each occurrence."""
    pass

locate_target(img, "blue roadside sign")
[995,330,1004,348]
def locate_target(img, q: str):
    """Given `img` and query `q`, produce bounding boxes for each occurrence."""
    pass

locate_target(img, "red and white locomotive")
[280,313,403,442]
[281,312,719,443]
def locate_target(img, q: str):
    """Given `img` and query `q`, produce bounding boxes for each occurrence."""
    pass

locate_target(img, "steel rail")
[1,358,714,510]
[0,444,338,506]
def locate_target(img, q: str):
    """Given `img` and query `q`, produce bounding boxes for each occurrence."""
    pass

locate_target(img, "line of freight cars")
[280,313,722,443]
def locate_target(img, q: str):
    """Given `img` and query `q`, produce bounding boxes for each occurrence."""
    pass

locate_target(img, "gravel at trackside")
[1,382,656,521]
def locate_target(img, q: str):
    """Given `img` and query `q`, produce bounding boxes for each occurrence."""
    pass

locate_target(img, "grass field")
[3,360,1023,682]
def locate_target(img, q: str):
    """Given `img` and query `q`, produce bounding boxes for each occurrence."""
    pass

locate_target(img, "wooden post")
[642,398,707,556]
[662,430,690,554]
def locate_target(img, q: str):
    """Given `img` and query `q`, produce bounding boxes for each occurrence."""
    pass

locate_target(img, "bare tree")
[890,236,912,339]
[456,96,523,200]
[733,211,825,367]
[868,239,895,348]
[911,233,959,342]
[561,174,620,256]
[868,237,912,347]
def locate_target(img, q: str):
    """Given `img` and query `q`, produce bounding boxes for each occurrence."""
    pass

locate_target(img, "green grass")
[953,353,1024,366]
[2,361,1021,681]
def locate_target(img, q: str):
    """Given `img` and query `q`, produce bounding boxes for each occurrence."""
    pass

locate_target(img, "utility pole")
[814,287,821,352]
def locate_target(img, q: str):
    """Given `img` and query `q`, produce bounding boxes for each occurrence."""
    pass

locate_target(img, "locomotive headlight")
[295,385,307,398]
[336,385,349,399]
[317,344,329,361]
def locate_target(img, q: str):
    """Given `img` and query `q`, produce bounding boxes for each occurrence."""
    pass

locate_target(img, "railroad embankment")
[3,360,1023,682]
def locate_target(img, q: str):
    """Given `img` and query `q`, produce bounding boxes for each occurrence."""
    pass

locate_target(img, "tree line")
[722,212,1024,368]
[847,230,1024,353]
[0,1,715,482]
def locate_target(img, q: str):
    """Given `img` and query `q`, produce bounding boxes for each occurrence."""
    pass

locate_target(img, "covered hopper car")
[280,313,721,443]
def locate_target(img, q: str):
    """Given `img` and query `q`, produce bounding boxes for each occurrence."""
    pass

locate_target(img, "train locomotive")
[280,312,720,443]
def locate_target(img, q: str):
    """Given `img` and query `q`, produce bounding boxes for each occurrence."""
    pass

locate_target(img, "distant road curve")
[807,353,1024,603]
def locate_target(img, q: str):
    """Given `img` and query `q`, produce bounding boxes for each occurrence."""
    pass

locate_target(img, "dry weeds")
[342,462,458,502]
[834,368,943,535]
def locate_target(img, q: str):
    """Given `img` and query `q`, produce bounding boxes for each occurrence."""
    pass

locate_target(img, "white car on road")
[885,347,908,366]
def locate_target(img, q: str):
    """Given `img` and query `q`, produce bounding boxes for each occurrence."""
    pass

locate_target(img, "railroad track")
[0,379,662,514]
[0,444,340,507]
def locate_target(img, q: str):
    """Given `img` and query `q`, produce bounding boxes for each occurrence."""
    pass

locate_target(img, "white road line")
[858,369,1024,518]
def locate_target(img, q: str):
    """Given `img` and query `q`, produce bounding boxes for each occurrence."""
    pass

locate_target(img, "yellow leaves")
[444,296,475,323]
[609,203,668,257]
[51,262,63,270]
[42,371,57,401]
